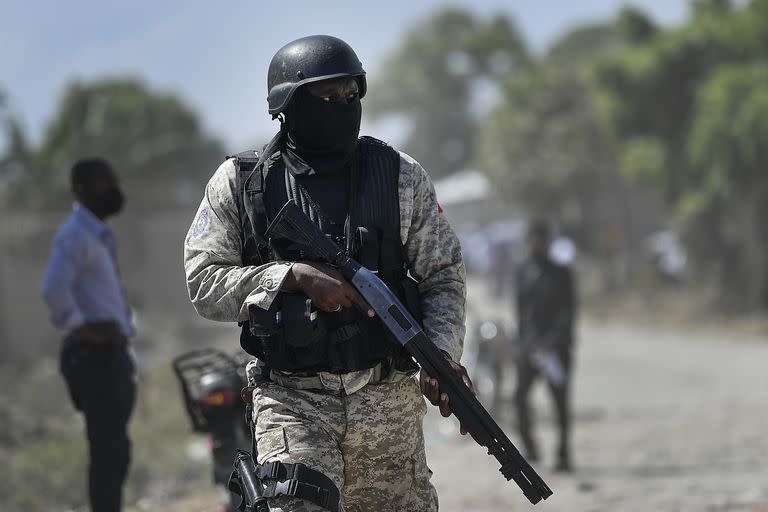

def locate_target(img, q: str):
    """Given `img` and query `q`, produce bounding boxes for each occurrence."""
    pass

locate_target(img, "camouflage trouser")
[249,372,438,512]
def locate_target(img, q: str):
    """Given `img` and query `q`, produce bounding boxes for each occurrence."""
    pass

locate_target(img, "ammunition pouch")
[241,274,422,374]
[248,294,327,348]
[245,295,410,373]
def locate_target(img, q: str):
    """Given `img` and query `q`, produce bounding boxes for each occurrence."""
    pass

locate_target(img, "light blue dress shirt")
[42,204,135,337]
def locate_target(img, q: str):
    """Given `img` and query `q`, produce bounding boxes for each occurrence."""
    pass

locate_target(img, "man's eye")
[320,91,358,103]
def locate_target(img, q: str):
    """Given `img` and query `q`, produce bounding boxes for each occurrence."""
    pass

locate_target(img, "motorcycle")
[173,349,251,512]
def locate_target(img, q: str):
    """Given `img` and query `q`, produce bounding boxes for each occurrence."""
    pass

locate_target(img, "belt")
[63,333,130,350]
[268,361,416,392]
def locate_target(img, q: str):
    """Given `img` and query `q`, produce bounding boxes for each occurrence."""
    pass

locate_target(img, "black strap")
[257,460,341,512]
[232,150,266,266]
[231,150,260,204]
[235,129,286,256]
[240,397,340,512]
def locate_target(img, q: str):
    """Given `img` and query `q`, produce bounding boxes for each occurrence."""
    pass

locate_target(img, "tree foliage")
[686,64,768,213]
[478,64,613,211]
[367,7,529,177]
[6,78,224,209]
[475,19,661,254]
[596,0,768,308]
[0,87,31,194]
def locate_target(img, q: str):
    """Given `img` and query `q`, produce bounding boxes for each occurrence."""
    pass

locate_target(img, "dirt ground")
[425,319,768,512]
[142,317,768,512]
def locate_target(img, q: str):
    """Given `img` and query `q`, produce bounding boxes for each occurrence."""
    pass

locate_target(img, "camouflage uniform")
[184,150,466,511]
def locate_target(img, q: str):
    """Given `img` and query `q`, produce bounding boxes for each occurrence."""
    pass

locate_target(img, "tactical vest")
[232,136,421,374]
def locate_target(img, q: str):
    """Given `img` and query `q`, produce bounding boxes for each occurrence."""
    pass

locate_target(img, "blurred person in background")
[41,158,135,512]
[185,35,468,511]
[514,220,577,472]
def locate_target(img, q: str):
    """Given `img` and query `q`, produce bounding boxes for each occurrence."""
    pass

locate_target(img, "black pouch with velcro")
[244,298,283,361]
[248,294,332,371]
[281,295,327,348]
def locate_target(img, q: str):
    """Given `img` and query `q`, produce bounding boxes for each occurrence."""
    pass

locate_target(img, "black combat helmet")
[267,35,367,116]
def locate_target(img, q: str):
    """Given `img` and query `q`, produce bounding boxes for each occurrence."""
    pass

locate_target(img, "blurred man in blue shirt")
[42,158,135,512]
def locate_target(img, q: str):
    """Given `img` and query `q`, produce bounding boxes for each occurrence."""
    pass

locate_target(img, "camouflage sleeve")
[184,159,293,323]
[398,152,466,361]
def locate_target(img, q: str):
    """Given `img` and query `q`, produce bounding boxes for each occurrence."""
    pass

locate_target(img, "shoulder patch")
[191,208,210,238]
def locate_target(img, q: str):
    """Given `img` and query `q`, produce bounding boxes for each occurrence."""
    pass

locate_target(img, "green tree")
[367,7,529,177]
[596,0,768,308]
[476,18,665,259]
[685,64,768,306]
[0,88,31,200]
[15,78,224,209]
[478,65,615,221]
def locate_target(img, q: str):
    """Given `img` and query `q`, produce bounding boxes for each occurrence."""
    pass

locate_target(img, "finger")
[439,392,451,417]
[462,372,477,395]
[460,424,468,436]
[450,361,477,395]
[430,378,441,405]
[336,295,353,309]
[419,372,430,395]
[319,302,340,313]
[425,378,439,405]
[344,285,375,317]
[420,372,435,402]
[424,379,435,404]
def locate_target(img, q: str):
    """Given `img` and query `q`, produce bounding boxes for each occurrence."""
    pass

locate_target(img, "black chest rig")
[232,136,420,374]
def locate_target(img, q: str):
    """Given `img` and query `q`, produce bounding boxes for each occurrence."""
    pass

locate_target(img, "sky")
[1,1,689,152]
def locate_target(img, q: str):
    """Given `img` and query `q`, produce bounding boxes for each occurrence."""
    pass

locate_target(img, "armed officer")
[184,35,469,511]
[514,221,577,472]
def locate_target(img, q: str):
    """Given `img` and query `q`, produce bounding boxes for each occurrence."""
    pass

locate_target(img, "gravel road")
[425,319,768,512]
[138,301,768,512]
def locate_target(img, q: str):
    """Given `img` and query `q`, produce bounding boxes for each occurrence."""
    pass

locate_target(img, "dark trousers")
[60,336,136,512]
[513,348,571,462]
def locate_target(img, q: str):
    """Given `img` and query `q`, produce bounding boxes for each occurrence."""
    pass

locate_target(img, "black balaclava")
[284,86,362,175]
